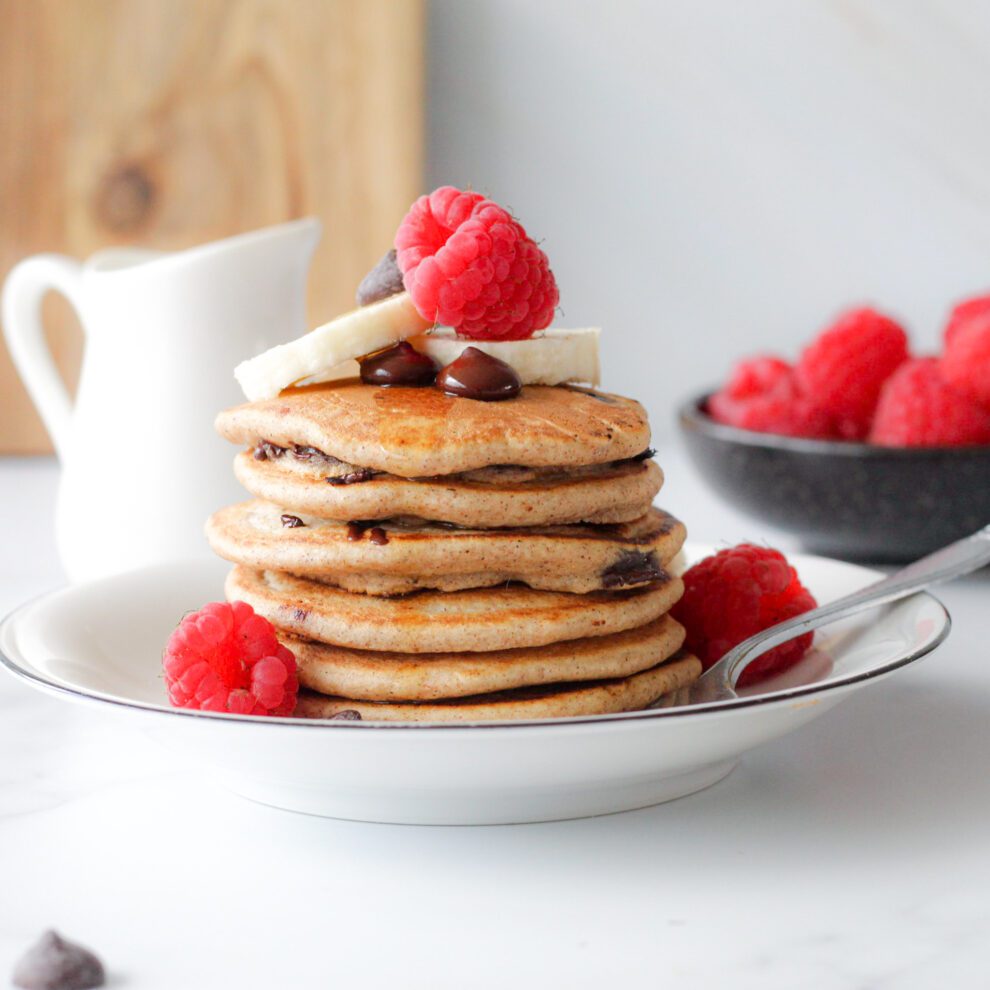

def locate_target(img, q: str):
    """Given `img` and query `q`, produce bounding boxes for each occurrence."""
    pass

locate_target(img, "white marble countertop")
[1,448,988,989]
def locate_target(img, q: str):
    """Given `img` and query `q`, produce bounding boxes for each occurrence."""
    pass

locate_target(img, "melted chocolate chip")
[436,347,521,401]
[12,930,105,990]
[281,514,305,528]
[601,551,665,589]
[327,468,375,486]
[346,521,389,544]
[356,248,405,306]
[346,521,371,541]
[331,709,363,721]
[360,341,439,387]
[254,441,286,461]
[292,445,323,461]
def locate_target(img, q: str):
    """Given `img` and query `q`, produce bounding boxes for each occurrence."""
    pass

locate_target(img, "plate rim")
[0,552,952,731]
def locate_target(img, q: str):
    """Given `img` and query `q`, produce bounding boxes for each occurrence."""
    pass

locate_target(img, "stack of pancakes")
[208,380,701,720]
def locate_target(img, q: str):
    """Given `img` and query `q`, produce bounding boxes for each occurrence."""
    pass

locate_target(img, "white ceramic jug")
[2,219,321,581]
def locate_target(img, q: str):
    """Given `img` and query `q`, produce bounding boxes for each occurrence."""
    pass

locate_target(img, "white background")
[428,0,990,436]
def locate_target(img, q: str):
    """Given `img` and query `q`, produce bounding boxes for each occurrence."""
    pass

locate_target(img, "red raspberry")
[869,357,990,447]
[162,601,298,716]
[671,544,818,687]
[394,186,559,341]
[708,356,835,439]
[941,315,990,409]
[944,293,990,346]
[795,307,909,439]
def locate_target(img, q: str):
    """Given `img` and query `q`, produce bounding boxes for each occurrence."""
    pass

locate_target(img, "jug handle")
[2,254,84,461]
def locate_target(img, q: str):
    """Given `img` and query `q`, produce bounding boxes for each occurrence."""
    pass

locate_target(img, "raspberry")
[944,292,990,346]
[394,186,559,341]
[869,357,990,447]
[708,356,835,439]
[795,307,909,439]
[941,315,990,409]
[162,601,298,716]
[671,544,818,687]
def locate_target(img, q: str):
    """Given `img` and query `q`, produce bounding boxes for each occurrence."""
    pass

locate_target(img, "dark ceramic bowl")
[678,392,990,562]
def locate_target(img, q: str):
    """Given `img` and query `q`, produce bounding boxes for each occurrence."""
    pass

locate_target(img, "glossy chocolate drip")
[360,341,439,387]
[368,526,389,545]
[280,514,305,528]
[435,347,521,401]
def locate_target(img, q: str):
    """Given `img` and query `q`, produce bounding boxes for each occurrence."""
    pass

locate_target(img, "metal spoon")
[683,524,990,706]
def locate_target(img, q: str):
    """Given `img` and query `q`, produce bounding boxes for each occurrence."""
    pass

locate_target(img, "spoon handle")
[695,524,990,701]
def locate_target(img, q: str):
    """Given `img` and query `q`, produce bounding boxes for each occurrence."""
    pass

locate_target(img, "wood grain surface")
[0,0,423,453]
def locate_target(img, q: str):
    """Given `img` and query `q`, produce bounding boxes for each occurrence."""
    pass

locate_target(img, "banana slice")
[234,292,432,401]
[412,327,600,386]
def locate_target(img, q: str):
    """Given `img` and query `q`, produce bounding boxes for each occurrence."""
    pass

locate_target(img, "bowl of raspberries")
[679,296,990,561]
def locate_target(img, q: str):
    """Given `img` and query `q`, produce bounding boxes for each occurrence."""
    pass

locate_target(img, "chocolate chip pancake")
[207,502,686,594]
[227,565,683,653]
[231,449,662,527]
[214,380,651,478]
[288,613,686,700]
[293,651,702,721]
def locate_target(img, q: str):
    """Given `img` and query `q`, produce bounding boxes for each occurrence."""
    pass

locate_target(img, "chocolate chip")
[601,551,665,589]
[356,248,405,306]
[281,514,305,528]
[292,445,323,461]
[368,527,389,545]
[12,930,105,990]
[436,347,521,401]
[254,441,286,461]
[346,521,370,541]
[360,341,439,387]
[331,709,363,720]
[630,447,656,462]
[327,468,375,486]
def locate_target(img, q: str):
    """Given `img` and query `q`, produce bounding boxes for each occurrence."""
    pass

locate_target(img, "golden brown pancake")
[293,652,702,722]
[288,613,686,700]
[231,450,662,527]
[207,502,686,594]
[226,565,684,653]
[215,380,651,478]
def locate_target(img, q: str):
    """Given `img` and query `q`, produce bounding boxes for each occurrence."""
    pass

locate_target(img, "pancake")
[293,651,702,722]
[207,502,687,594]
[215,380,651,478]
[226,565,684,653]
[288,613,686,700]
[232,451,662,527]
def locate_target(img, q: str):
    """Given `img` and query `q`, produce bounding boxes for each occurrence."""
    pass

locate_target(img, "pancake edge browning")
[215,381,652,477]
[207,501,686,594]
[292,651,702,721]
[232,452,663,527]
[226,565,685,653]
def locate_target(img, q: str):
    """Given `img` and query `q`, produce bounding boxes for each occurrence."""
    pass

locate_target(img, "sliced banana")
[234,292,431,401]
[412,327,600,386]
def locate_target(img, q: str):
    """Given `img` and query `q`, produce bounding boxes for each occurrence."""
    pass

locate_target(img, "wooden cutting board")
[0,0,423,453]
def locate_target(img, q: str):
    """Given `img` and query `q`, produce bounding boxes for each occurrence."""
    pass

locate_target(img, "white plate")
[0,546,949,825]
